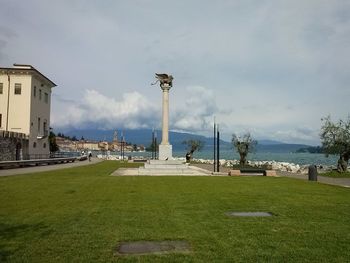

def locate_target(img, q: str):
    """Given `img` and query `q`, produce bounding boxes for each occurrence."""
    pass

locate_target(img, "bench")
[229,169,277,177]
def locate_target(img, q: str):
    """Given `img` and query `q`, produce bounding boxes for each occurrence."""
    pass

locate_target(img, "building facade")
[0,64,56,159]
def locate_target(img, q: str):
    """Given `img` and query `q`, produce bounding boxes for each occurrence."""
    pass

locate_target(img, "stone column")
[161,83,170,145]
[158,83,172,160]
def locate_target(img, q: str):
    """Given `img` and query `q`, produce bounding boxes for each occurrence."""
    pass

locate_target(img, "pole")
[151,129,154,159]
[123,135,125,161]
[121,132,124,161]
[155,131,158,159]
[120,132,123,161]
[217,124,220,172]
[213,119,216,172]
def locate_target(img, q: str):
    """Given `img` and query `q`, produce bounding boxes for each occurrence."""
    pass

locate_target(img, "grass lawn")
[1,161,350,262]
[321,170,350,178]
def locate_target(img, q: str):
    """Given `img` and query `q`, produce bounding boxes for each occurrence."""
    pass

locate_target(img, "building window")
[38,117,41,133]
[0,83,3,94]
[39,89,42,100]
[43,121,48,136]
[44,93,48,103]
[34,86,36,97]
[33,142,37,148]
[14,83,21,95]
[43,143,46,148]
[0,114,2,128]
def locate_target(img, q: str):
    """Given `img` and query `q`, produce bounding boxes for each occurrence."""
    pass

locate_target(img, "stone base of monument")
[158,144,173,160]
[111,160,212,176]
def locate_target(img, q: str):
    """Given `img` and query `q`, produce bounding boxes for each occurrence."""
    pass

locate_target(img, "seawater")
[124,150,338,166]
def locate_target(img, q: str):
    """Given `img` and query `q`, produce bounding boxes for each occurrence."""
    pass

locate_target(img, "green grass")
[321,170,350,178]
[1,161,350,262]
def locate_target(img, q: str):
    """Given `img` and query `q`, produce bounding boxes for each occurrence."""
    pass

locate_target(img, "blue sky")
[1,0,349,145]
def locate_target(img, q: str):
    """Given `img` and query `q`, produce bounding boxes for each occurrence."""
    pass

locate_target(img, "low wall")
[0,131,29,161]
[0,137,17,161]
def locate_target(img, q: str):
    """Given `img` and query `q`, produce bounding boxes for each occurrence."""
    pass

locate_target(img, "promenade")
[0,158,102,177]
[192,163,350,188]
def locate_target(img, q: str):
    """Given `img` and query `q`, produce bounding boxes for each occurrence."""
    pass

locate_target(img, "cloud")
[270,127,321,145]
[52,86,221,134]
[172,86,217,132]
[0,25,17,60]
[52,90,159,130]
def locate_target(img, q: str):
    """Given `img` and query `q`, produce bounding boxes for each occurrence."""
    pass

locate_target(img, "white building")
[0,64,56,159]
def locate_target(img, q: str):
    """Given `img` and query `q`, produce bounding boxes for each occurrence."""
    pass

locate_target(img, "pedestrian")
[88,151,92,162]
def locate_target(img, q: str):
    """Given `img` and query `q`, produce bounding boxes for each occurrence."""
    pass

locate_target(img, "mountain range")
[60,128,312,153]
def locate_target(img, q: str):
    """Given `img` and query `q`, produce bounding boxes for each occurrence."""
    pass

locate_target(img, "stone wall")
[0,137,17,161]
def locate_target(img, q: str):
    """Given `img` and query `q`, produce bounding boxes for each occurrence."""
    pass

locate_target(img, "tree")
[232,133,257,165]
[320,116,350,173]
[183,139,204,162]
[49,131,59,153]
[146,140,158,152]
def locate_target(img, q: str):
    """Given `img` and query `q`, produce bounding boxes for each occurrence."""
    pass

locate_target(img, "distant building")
[0,64,56,160]
[76,140,100,151]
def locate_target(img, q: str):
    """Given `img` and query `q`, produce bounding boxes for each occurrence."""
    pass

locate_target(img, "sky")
[1,0,349,145]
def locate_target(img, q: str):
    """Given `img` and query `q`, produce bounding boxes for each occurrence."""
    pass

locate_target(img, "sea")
[108,149,338,167]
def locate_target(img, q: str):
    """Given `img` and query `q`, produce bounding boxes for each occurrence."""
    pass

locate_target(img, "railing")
[22,154,51,160]
[20,152,82,160]
[0,130,28,139]
[0,157,79,169]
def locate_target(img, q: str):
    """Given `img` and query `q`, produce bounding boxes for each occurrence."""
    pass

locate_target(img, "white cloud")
[51,90,159,130]
[172,86,217,132]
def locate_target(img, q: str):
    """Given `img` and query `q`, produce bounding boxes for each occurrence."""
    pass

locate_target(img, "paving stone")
[116,240,191,255]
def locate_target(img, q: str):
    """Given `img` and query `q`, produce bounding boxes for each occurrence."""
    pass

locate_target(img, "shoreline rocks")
[189,158,334,174]
[97,154,335,174]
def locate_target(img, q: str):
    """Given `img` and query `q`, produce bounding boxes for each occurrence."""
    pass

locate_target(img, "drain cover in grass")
[226,212,273,217]
[116,240,191,255]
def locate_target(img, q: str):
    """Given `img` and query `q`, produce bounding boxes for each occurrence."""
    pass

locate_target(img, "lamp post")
[217,124,220,173]
[213,118,216,172]
[151,128,155,160]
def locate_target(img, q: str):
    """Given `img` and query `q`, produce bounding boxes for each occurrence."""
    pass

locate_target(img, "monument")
[112,74,211,175]
[153,73,173,160]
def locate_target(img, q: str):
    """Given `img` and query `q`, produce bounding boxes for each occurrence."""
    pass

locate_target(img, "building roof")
[0,64,57,87]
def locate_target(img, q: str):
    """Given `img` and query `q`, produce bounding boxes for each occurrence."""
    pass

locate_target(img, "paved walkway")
[278,171,350,188]
[192,163,350,188]
[0,158,102,177]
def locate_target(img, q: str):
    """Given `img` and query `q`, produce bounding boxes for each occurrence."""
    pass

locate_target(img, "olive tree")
[320,116,350,173]
[232,133,257,165]
[183,139,204,162]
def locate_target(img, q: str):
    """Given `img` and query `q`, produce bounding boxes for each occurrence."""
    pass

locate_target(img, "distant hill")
[295,146,324,154]
[61,128,230,151]
[256,144,310,153]
[258,139,284,145]
[60,128,311,153]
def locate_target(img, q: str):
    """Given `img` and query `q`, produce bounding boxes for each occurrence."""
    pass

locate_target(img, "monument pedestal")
[158,144,172,160]
[136,159,211,175]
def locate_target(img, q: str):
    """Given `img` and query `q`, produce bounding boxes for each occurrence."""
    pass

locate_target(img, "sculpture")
[152,73,173,87]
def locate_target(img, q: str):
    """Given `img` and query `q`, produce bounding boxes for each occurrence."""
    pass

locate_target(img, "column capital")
[160,83,171,91]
